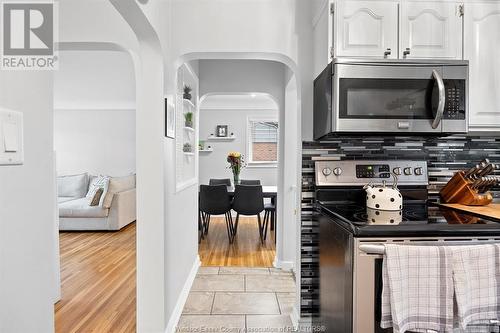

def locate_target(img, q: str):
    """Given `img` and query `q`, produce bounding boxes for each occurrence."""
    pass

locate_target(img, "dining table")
[198,185,278,243]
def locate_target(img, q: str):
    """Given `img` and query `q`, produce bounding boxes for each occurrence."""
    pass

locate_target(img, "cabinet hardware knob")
[384,48,391,57]
[403,48,411,57]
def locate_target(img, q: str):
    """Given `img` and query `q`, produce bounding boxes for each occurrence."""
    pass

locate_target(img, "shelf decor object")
[216,125,228,137]
[183,85,192,101]
[184,112,193,128]
[183,142,193,153]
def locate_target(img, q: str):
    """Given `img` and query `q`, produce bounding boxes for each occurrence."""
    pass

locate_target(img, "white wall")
[54,50,136,176]
[54,50,135,110]
[142,0,316,327]
[0,71,56,332]
[199,59,286,110]
[199,100,278,186]
[54,109,136,176]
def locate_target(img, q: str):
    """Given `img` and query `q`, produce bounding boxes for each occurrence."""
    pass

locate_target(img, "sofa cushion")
[59,198,109,218]
[102,174,136,208]
[58,196,77,204]
[57,173,89,198]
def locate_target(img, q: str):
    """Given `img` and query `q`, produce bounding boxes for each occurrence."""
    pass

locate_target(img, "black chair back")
[209,178,232,186]
[240,179,261,185]
[199,185,231,215]
[232,185,264,215]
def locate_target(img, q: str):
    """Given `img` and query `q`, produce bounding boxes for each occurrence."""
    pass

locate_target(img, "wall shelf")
[183,126,195,132]
[183,152,194,156]
[183,99,195,109]
[199,149,213,153]
[207,135,236,141]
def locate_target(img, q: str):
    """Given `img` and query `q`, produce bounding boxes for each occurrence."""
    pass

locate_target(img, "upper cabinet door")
[465,2,500,130]
[400,2,463,59]
[335,1,398,58]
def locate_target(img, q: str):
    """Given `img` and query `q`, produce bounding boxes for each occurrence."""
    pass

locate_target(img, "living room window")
[247,118,278,165]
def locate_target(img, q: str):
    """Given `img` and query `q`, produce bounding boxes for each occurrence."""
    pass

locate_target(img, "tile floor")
[177,266,297,333]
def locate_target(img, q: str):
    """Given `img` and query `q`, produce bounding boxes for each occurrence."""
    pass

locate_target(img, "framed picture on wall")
[216,125,228,137]
[165,98,175,139]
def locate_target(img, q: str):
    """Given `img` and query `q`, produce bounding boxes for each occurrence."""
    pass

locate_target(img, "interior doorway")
[53,46,137,332]
[198,93,279,267]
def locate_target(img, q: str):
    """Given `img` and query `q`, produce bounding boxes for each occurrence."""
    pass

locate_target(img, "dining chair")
[209,178,232,186]
[263,201,275,241]
[231,185,266,244]
[199,185,234,243]
[240,179,261,185]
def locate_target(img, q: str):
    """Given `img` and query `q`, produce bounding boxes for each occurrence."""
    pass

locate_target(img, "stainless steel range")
[315,159,500,333]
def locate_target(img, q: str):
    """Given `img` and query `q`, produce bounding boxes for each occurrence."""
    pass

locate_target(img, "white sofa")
[57,173,136,231]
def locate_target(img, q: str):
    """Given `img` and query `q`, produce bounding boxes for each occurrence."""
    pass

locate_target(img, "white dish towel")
[451,244,500,331]
[381,244,455,333]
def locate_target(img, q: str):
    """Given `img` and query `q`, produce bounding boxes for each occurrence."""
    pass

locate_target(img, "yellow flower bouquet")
[227,152,245,185]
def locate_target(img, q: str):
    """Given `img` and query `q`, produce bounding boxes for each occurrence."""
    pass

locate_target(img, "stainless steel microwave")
[313,58,469,139]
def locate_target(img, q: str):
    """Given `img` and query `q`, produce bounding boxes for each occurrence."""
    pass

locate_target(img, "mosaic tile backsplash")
[300,135,500,317]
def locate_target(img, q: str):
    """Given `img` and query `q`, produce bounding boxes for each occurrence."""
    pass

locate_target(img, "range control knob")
[404,167,413,175]
[333,167,343,176]
[322,167,332,177]
[393,167,402,175]
[414,167,423,176]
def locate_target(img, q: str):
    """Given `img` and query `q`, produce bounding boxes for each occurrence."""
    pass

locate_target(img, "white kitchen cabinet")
[335,1,399,58]
[400,2,463,59]
[464,2,500,130]
[313,0,333,78]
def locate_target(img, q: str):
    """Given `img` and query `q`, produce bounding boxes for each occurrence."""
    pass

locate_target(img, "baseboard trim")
[164,256,201,333]
[273,258,295,271]
[290,305,300,330]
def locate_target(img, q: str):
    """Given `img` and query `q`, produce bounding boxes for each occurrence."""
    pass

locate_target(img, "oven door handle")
[359,244,385,254]
[431,69,445,129]
[360,240,500,255]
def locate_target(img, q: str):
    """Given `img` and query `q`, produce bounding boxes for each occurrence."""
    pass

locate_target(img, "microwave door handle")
[431,69,445,129]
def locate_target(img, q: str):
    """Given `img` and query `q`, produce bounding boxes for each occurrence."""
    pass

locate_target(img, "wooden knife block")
[440,171,493,206]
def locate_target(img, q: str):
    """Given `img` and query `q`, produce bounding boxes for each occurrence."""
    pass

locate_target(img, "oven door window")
[339,78,437,119]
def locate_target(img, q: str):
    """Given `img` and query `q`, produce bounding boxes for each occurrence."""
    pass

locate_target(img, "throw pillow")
[86,175,110,206]
[102,174,136,209]
[88,188,104,206]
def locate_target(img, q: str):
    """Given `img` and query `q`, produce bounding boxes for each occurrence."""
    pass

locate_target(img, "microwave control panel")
[443,80,465,120]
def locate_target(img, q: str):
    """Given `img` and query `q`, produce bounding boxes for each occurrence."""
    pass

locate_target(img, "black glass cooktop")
[317,200,500,237]
[318,201,500,225]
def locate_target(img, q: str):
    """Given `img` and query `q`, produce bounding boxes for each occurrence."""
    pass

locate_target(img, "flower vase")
[233,173,240,185]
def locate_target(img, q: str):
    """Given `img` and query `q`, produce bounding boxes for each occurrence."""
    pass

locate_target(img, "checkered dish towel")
[381,244,454,333]
[451,244,500,331]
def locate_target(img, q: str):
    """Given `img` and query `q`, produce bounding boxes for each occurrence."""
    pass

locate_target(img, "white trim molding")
[273,258,295,271]
[164,256,201,333]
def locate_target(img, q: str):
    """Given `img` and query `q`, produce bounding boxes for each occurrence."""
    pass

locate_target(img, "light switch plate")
[0,108,24,165]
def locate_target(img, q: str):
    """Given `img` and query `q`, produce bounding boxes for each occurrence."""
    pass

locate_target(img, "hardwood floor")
[55,223,136,333]
[199,216,276,267]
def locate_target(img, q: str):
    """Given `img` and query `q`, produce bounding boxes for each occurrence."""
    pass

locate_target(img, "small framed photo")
[165,98,175,139]
[216,125,228,137]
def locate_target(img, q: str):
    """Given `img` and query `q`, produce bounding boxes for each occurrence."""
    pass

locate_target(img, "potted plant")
[184,112,193,128]
[183,85,192,100]
[183,143,192,153]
